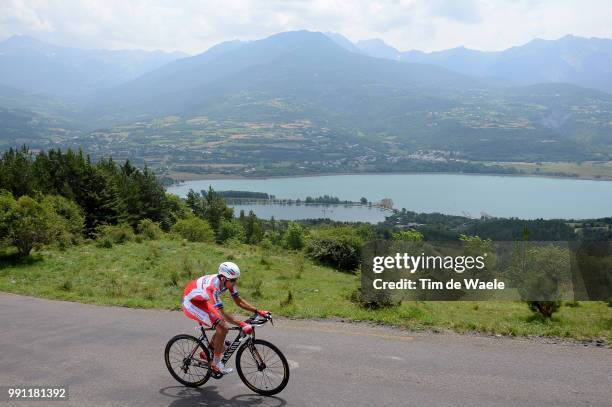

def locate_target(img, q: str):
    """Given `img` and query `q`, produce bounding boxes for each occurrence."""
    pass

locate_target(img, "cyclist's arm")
[232,295,257,314]
[217,307,245,326]
[211,287,243,326]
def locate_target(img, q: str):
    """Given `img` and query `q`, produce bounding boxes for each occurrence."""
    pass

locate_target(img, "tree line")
[0,146,316,258]
[0,146,188,255]
[0,146,182,234]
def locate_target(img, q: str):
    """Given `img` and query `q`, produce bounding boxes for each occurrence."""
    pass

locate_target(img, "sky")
[1,0,611,55]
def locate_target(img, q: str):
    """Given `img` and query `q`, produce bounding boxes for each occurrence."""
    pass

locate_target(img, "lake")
[166,173,612,221]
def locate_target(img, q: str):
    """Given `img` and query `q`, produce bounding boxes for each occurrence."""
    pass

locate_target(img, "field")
[493,161,612,181]
[1,239,610,343]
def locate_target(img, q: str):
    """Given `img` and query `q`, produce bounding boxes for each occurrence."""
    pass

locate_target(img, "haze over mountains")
[0,35,186,98]
[327,33,612,93]
[2,31,611,101]
[0,30,611,167]
[93,31,487,123]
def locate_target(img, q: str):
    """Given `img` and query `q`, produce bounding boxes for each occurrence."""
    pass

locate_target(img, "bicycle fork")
[247,341,266,371]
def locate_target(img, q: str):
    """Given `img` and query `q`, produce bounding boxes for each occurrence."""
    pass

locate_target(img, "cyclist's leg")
[182,300,215,327]
[209,326,221,352]
[211,320,233,373]
[206,308,226,359]
[212,320,228,359]
[181,300,218,363]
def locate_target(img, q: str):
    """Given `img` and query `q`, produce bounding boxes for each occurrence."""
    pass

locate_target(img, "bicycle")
[164,312,290,396]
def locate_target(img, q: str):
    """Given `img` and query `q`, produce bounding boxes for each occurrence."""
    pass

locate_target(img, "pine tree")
[0,146,35,197]
[244,211,263,244]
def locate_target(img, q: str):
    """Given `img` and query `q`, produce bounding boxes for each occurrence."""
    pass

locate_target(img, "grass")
[1,239,610,343]
[492,160,612,180]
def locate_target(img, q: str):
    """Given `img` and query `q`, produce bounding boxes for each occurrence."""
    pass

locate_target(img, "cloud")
[429,0,483,23]
[0,0,610,54]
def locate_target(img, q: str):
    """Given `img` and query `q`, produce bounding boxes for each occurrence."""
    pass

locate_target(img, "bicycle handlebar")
[245,312,273,326]
[199,312,273,332]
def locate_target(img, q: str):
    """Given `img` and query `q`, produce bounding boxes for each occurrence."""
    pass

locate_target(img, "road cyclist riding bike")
[181,261,270,375]
[166,260,290,395]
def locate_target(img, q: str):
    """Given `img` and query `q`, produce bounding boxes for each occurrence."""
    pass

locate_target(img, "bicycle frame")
[197,325,255,365]
[181,313,272,373]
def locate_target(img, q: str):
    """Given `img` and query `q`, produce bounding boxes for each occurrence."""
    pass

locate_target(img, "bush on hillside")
[171,217,215,243]
[0,191,69,256]
[41,195,85,247]
[137,219,163,240]
[305,226,363,272]
[284,222,305,250]
[217,218,245,243]
[96,223,135,245]
[349,287,399,310]
[526,301,562,319]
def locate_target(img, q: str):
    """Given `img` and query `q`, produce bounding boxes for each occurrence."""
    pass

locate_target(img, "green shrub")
[392,230,423,241]
[41,195,84,246]
[0,192,65,256]
[96,223,135,244]
[137,219,163,240]
[527,301,561,319]
[163,193,191,230]
[264,229,284,246]
[284,222,305,250]
[259,238,274,252]
[349,287,399,310]
[217,218,245,243]
[243,211,263,244]
[171,217,215,242]
[512,245,568,320]
[96,236,113,248]
[305,227,362,272]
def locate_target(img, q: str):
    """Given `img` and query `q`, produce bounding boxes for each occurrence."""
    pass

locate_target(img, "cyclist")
[182,261,270,375]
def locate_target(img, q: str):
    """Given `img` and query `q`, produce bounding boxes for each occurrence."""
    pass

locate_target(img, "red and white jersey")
[183,274,239,310]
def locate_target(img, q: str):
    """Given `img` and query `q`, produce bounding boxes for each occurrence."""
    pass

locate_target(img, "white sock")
[213,355,221,366]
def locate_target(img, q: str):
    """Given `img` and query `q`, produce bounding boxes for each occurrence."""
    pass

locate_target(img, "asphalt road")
[1,293,611,407]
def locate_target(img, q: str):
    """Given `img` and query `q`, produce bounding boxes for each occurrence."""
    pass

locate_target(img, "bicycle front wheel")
[236,339,290,396]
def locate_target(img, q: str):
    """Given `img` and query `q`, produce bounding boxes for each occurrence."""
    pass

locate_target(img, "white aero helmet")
[218,261,241,279]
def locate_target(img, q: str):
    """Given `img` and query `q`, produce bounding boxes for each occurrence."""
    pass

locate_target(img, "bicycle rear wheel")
[235,339,290,396]
[164,334,212,387]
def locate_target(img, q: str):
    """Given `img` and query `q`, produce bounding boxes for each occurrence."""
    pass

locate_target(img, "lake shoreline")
[166,172,612,220]
[167,170,612,185]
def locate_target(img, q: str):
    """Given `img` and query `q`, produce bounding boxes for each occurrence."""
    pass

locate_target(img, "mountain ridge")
[0,34,188,98]
[324,33,612,93]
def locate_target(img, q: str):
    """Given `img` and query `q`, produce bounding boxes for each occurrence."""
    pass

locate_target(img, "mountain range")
[0,31,611,167]
[0,35,186,98]
[91,31,490,124]
[327,33,612,93]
